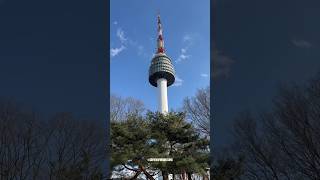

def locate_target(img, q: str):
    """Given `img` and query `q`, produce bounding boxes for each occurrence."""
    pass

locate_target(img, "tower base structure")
[157,78,168,114]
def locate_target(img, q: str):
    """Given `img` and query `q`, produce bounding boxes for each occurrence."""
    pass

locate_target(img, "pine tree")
[111,112,210,179]
[111,114,156,179]
[146,111,210,179]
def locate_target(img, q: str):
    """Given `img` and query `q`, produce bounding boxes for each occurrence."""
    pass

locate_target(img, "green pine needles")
[111,111,210,179]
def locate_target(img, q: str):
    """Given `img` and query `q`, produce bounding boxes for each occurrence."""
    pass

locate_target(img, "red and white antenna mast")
[157,13,165,54]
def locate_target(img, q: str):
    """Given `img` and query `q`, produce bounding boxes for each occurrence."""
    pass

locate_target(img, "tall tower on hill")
[148,14,175,114]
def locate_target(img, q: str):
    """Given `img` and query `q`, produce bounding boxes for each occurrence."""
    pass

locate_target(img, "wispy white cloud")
[110,45,126,57]
[172,75,183,87]
[110,28,128,58]
[114,27,148,58]
[201,73,209,78]
[113,21,118,25]
[117,28,127,43]
[183,35,192,42]
[137,45,147,57]
[292,39,312,48]
[111,27,161,59]
[176,52,190,63]
[176,34,195,63]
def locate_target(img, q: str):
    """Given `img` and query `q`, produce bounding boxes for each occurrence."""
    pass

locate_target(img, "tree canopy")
[110,111,210,179]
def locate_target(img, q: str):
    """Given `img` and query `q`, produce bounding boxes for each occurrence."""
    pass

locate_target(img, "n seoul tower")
[149,14,175,114]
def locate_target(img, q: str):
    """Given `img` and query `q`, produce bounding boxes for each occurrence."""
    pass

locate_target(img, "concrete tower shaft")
[157,78,168,113]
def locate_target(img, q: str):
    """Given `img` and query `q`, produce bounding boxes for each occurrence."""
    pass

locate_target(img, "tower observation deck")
[148,14,175,113]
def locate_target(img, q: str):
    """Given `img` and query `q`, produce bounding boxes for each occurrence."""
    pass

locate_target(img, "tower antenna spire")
[157,12,165,53]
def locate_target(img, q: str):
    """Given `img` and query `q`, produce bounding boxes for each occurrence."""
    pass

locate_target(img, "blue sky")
[110,0,210,111]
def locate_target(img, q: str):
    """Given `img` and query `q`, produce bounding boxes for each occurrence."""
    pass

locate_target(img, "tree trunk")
[162,171,169,180]
[187,172,192,180]
[203,174,209,180]
[181,170,187,180]
[143,170,155,180]
[139,164,155,180]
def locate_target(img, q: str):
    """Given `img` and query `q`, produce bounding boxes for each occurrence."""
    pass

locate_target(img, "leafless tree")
[0,100,50,180]
[110,94,145,122]
[232,111,285,180]
[183,87,210,136]
[0,99,106,180]
[46,112,105,180]
[232,74,320,180]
